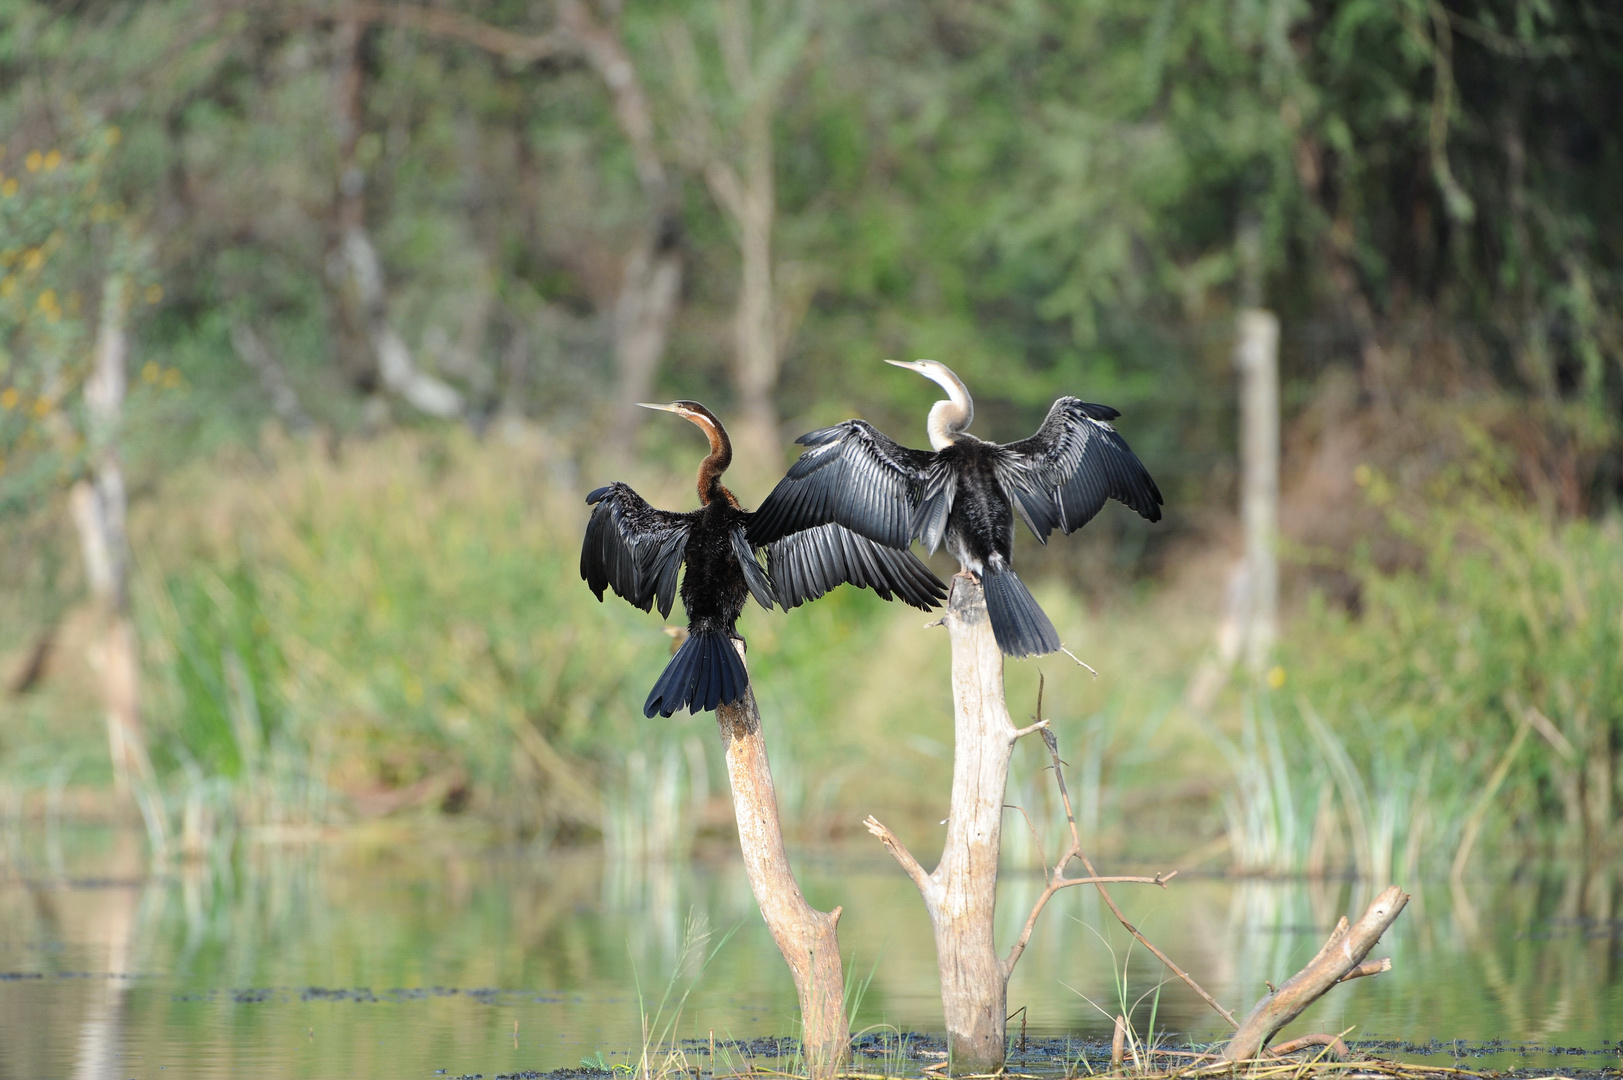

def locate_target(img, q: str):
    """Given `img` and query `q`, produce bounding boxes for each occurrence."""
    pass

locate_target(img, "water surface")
[0,833,1618,1079]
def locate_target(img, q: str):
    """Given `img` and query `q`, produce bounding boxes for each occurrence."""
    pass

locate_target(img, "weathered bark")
[868,575,1015,1073]
[1236,307,1280,674]
[716,642,848,1079]
[1221,885,1408,1061]
[70,275,156,800]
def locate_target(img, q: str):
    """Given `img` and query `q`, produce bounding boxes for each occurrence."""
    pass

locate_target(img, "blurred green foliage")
[0,0,1620,859]
[1252,447,1623,869]
[0,120,155,512]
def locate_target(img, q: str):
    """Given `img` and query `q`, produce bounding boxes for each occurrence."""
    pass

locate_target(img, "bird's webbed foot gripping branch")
[865,576,1409,1074]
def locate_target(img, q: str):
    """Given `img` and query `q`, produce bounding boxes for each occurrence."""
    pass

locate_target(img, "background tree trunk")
[716,643,849,1078]
[327,20,463,419]
[667,0,811,484]
[70,274,156,801]
[1236,307,1280,674]
[725,96,780,475]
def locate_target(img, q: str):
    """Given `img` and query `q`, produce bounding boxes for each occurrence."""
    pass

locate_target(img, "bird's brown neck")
[692,415,734,506]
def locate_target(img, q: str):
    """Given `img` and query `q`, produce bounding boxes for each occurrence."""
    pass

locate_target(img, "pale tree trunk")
[1184,261,1280,708]
[867,575,1016,1073]
[552,0,687,449]
[724,99,780,474]
[70,275,156,801]
[1236,308,1280,674]
[716,642,848,1078]
[667,0,809,484]
[610,229,683,441]
[327,20,463,419]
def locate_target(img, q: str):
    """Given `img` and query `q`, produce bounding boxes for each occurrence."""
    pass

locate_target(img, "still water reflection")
[0,832,1618,1079]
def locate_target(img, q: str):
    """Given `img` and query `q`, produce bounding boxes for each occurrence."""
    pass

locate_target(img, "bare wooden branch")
[719,642,848,1079]
[1004,870,1175,975]
[863,815,932,896]
[1221,885,1409,1061]
[1337,957,1392,983]
[1009,679,1230,1028]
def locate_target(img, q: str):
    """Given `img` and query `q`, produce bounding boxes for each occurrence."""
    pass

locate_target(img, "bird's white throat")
[927,400,966,449]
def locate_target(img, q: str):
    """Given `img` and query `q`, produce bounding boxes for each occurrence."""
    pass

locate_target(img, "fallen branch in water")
[1221,885,1409,1061]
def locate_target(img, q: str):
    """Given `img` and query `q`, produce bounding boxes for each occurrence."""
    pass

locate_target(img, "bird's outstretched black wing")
[994,398,1163,542]
[727,527,780,612]
[744,420,937,549]
[763,522,948,611]
[581,483,696,618]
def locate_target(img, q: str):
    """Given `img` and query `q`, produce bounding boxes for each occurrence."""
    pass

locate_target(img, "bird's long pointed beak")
[636,402,680,413]
[884,359,923,372]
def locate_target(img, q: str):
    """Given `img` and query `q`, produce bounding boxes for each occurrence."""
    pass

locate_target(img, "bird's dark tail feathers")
[644,624,750,718]
[981,562,1061,659]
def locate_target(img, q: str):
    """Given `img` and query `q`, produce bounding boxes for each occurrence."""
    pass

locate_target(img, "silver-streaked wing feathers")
[744,420,935,549]
[728,527,780,611]
[581,483,695,618]
[994,398,1163,542]
[765,522,948,611]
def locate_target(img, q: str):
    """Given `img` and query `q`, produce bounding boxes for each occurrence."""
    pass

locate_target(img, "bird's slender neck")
[923,368,974,450]
[690,413,734,505]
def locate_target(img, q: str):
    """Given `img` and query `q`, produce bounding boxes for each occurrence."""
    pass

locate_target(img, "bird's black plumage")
[582,401,948,717]
[745,363,1163,658]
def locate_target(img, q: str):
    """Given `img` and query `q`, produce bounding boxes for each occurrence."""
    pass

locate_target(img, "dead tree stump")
[867,574,1016,1073]
[717,643,849,1079]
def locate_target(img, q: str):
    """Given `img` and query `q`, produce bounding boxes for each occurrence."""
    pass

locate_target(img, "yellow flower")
[36,289,58,315]
[144,283,163,304]
[161,368,182,389]
[1266,665,1286,690]
[31,397,51,417]
[24,150,42,173]
[0,179,16,197]
[105,127,121,146]
[0,388,18,410]
[141,361,160,384]
[22,249,42,272]
[0,277,13,299]
[1353,464,1372,488]
[42,150,61,171]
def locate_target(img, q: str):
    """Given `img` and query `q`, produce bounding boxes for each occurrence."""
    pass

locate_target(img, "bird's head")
[884,359,973,448]
[638,399,723,439]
